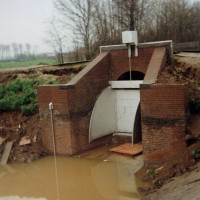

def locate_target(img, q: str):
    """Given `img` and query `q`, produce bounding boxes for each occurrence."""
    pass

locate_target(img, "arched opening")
[90,71,143,144]
[118,71,145,80]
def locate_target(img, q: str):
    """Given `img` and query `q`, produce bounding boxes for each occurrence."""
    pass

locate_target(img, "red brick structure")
[140,84,188,166]
[37,52,112,155]
[37,41,188,166]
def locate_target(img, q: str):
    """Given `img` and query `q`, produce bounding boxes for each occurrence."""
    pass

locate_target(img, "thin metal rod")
[49,103,60,200]
[128,44,132,81]
[131,130,134,146]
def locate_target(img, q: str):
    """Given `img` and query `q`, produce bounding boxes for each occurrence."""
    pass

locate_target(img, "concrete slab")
[1,141,13,165]
[109,81,143,89]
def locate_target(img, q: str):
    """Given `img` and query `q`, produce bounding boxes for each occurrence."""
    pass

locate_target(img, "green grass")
[0,77,59,116]
[0,58,57,69]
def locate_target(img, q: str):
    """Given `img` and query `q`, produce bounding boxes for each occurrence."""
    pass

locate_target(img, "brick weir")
[37,41,188,166]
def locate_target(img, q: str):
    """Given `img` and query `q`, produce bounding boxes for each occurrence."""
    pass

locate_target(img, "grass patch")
[0,78,59,116]
[0,58,57,69]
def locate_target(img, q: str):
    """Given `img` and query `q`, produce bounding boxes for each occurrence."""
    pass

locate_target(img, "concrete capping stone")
[140,83,153,89]
[138,40,173,49]
[100,44,127,52]
[38,84,62,88]
[100,40,173,57]
[38,84,75,90]
[143,80,156,85]
[59,84,75,90]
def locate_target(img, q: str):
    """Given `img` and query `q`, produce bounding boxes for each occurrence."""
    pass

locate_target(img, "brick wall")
[140,84,188,166]
[37,52,112,155]
[37,85,74,154]
[37,47,157,155]
[111,47,155,80]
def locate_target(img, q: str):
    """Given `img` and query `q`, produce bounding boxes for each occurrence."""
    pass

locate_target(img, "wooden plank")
[1,141,13,165]
[110,143,143,156]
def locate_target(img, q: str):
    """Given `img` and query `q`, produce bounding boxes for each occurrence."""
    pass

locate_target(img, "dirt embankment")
[0,64,85,163]
[140,54,200,199]
[0,64,85,85]
[158,54,200,98]
[0,112,46,163]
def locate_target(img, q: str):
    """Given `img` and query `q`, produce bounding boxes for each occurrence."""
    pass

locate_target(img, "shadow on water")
[0,150,143,200]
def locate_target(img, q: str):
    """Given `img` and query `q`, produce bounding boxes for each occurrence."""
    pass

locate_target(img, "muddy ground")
[0,55,200,199]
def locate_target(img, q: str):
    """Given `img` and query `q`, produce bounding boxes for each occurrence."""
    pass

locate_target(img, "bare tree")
[93,1,114,47]
[49,0,200,59]
[189,2,200,41]
[112,0,143,31]
[19,43,23,58]
[54,0,96,60]
[25,43,31,59]
[2,45,11,60]
[0,45,4,60]
[46,18,66,64]
[11,43,19,59]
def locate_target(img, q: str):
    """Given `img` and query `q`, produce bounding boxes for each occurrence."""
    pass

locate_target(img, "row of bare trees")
[47,0,200,62]
[0,43,39,61]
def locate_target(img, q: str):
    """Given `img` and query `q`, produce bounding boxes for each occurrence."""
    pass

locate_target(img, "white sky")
[0,0,55,53]
[0,0,199,53]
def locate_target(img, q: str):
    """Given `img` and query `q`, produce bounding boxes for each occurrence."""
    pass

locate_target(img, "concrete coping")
[100,40,173,56]
[140,82,188,89]
[109,80,143,89]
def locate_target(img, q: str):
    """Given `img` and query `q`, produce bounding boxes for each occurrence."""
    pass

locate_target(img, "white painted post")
[49,102,60,200]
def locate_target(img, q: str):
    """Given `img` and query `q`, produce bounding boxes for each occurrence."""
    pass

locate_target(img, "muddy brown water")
[0,146,143,200]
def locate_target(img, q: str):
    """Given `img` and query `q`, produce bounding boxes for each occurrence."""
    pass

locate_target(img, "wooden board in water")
[110,143,143,156]
[1,141,13,165]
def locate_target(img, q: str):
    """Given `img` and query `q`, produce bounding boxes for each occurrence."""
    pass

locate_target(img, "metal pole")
[128,44,132,81]
[49,102,60,200]
[131,130,134,146]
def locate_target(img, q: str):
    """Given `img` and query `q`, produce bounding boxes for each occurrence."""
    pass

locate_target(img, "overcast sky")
[0,0,54,53]
[0,0,199,53]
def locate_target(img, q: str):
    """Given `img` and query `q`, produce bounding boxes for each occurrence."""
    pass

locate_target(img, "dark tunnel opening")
[118,71,145,80]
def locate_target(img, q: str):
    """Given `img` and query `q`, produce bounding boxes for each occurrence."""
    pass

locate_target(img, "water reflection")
[0,155,142,200]
[0,197,46,200]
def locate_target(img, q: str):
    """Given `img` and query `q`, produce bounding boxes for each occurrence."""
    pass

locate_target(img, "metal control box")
[122,31,138,45]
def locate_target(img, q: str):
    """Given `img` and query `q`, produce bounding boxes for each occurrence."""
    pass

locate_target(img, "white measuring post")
[49,102,60,200]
